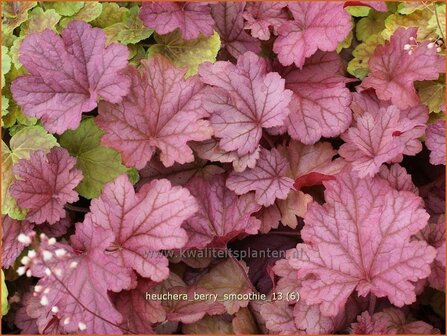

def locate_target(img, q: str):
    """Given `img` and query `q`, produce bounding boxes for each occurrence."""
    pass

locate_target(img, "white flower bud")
[40,296,48,306]
[17,234,31,245]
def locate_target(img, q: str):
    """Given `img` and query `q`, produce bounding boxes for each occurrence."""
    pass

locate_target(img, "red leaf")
[273,3,352,68]
[283,52,352,144]
[289,167,435,317]
[199,52,292,157]
[11,21,130,134]
[88,174,197,281]
[210,2,261,58]
[184,175,261,249]
[10,147,83,224]
[97,55,212,169]
[363,27,445,109]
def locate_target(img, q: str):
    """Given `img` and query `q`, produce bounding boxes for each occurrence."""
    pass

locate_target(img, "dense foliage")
[1,1,446,334]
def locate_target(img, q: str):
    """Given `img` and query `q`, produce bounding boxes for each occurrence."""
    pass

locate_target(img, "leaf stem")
[434,3,445,41]
[369,294,376,315]
[64,204,89,213]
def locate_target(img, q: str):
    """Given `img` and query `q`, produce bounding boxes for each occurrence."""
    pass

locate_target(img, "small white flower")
[403,44,411,50]
[26,269,32,277]
[64,317,71,325]
[34,285,43,293]
[17,233,31,245]
[437,47,442,53]
[54,268,63,277]
[44,268,51,276]
[28,250,37,258]
[21,256,31,265]
[39,233,47,241]
[55,249,66,257]
[409,36,415,41]
[408,50,413,55]
[48,238,56,245]
[40,296,49,306]
[42,250,53,261]
[69,261,79,269]
[428,42,435,49]
[17,266,26,276]
[44,288,50,294]
[78,322,87,331]
[51,306,59,313]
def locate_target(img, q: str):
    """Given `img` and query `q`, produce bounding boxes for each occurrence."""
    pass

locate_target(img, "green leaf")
[1,271,8,316]
[397,2,426,15]
[346,6,370,17]
[347,34,384,79]
[416,75,445,114]
[382,8,437,41]
[9,8,61,70]
[91,2,128,28]
[103,6,152,45]
[59,2,103,28]
[428,3,445,39]
[45,2,84,17]
[20,7,61,36]
[2,2,37,33]
[356,11,388,42]
[336,30,353,53]
[59,118,128,199]
[2,126,58,219]
[2,66,37,128]
[2,96,9,117]
[127,168,140,185]
[147,30,221,77]
[1,46,11,89]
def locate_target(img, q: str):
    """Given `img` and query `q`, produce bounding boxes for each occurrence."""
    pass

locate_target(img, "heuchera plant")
[1,1,446,335]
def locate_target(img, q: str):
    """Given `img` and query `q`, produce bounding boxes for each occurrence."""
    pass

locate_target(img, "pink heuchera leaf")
[114,278,165,333]
[210,2,261,58]
[226,148,294,207]
[259,140,344,232]
[184,175,261,249]
[243,2,288,40]
[88,174,197,282]
[10,147,83,225]
[293,296,366,334]
[199,52,292,157]
[14,292,39,334]
[426,120,446,166]
[350,311,389,334]
[278,139,346,189]
[139,2,214,40]
[191,138,260,172]
[339,104,427,178]
[362,27,445,109]
[352,308,438,334]
[273,2,352,68]
[97,55,212,169]
[348,90,428,159]
[339,107,404,178]
[11,21,130,134]
[28,226,133,334]
[289,167,436,317]
[417,215,446,290]
[282,52,352,144]
[259,301,298,334]
[2,216,33,268]
[378,164,418,194]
